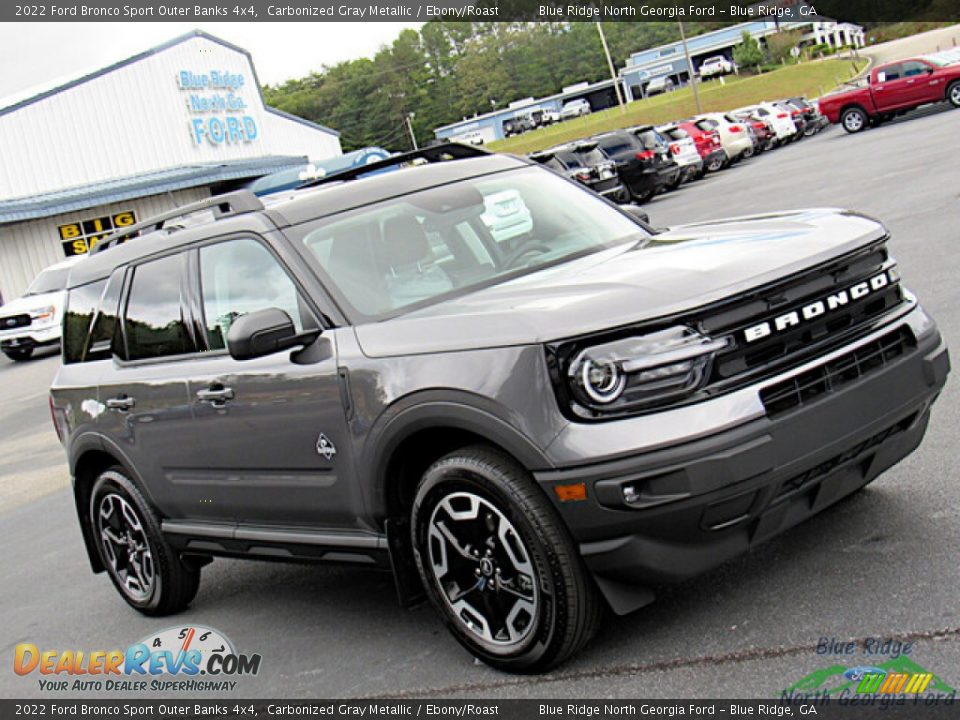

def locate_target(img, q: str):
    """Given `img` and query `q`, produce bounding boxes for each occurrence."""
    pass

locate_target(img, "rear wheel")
[705,155,724,172]
[411,446,601,673]
[948,81,960,108]
[841,107,867,133]
[2,348,33,362]
[90,467,200,615]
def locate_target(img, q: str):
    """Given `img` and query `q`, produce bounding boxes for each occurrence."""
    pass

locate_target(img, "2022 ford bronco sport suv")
[50,144,949,672]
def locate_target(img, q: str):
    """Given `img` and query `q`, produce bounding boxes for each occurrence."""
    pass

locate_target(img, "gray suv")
[50,145,949,672]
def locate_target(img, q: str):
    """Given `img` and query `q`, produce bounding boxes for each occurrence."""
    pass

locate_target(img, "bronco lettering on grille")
[744,270,893,343]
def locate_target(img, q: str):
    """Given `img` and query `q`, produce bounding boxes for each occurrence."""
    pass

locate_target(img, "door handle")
[106,396,135,411]
[196,386,235,405]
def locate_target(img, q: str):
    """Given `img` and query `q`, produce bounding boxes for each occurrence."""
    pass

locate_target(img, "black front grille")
[760,327,914,417]
[699,242,904,391]
[0,314,31,330]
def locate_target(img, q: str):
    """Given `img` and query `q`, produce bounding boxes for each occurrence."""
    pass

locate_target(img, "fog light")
[622,485,641,504]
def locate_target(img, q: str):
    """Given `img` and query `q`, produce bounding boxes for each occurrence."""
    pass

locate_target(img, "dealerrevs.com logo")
[14,625,261,692]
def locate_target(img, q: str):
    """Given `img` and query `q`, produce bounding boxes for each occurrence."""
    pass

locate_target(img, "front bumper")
[0,323,61,351]
[534,311,948,604]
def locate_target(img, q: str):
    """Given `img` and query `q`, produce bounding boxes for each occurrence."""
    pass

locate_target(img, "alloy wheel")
[426,491,539,650]
[950,84,960,106]
[97,493,156,602]
[843,111,864,132]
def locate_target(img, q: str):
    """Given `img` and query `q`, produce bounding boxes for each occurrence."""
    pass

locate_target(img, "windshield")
[25,265,71,296]
[298,167,648,321]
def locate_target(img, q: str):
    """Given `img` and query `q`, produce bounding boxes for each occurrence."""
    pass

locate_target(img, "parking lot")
[2,104,958,699]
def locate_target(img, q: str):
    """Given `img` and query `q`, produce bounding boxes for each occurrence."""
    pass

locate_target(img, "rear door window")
[122,253,194,361]
[901,61,929,77]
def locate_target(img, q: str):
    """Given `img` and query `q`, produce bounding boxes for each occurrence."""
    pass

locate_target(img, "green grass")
[487,58,867,155]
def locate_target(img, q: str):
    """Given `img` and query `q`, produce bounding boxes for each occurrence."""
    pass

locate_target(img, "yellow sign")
[58,211,136,256]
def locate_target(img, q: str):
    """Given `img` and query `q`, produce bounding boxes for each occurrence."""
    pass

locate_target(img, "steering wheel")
[502,241,552,270]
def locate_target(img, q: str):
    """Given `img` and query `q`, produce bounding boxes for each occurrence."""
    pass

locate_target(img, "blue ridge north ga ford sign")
[177,69,259,146]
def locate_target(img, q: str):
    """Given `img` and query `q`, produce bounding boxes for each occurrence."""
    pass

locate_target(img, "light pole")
[596,22,625,108]
[678,21,703,115]
[404,112,418,150]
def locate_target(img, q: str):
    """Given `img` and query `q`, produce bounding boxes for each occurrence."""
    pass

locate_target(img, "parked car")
[699,55,735,78]
[530,108,560,126]
[675,120,727,172]
[480,189,534,243]
[784,96,829,135]
[655,124,704,183]
[530,143,629,203]
[645,76,675,96]
[772,100,808,139]
[819,55,960,133]
[733,103,798,144]
[694,113,754,163]
[560,98,592,120]
[502,115,536,137]
[0,256,82,361]
[591,130,680,203]
[50,143,949,673]
[731,111,777,151]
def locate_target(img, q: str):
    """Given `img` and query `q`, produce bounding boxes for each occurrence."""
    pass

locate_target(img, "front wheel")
[90,467,200,615]
[948,81,960,108]
[841,107,867,133]
[411,446,601,673]
[2,348,33,361]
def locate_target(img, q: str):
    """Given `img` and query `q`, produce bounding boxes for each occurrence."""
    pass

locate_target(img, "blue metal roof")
[0,155,307,224]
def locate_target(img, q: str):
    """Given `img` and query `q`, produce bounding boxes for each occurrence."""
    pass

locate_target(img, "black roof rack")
[93,190,264,254]
[297,142,490,190]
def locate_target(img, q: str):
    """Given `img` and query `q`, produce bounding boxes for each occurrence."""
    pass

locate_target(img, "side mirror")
[226,308,320,361]
[619,204,650,224]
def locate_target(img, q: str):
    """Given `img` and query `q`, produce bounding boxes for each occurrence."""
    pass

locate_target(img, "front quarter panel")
[339,329,566,522]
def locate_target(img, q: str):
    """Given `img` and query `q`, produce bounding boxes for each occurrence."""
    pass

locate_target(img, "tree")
[765,29,803,64]
[733,31,764,71]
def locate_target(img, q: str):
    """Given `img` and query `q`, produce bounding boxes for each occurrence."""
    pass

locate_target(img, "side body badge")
[316,433,337,461]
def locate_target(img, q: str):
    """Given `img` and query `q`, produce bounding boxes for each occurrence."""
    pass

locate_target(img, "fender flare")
[360,390,556,519]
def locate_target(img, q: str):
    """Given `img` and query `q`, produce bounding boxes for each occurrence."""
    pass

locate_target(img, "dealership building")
[0,30,342,302]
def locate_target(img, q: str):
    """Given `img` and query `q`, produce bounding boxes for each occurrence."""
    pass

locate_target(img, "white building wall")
[0,187,208,302]
[0,33,341,201]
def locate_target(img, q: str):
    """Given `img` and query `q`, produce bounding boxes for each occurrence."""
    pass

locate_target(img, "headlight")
[30,306,56,323]
[561,326,730,418]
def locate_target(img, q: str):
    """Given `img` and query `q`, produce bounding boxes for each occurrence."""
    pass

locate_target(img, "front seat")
[378,215,453,307]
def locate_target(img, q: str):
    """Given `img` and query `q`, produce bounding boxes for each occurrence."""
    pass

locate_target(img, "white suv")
[0,256,82,361]
[734,103,797,143]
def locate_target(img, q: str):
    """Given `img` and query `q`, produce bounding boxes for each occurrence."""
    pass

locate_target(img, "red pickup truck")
[819,55,960,133]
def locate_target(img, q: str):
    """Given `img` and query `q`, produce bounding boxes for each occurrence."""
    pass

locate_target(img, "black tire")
[90,467,200,616]
[411,446,601,673]
[705,155,725,173]
[840,107,867,133]
[948,81,960,108]
[3,348,33,361]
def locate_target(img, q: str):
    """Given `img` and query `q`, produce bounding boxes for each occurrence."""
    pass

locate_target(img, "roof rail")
[297,142,490,190]
[93,190,264,254]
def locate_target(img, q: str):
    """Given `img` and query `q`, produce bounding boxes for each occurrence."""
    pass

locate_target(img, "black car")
[591,129,680,203]
[785,96,829,135]
[530,142,630,203]
[50,143,948,673]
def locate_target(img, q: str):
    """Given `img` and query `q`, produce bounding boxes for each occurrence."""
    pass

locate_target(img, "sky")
[0,22,423,102]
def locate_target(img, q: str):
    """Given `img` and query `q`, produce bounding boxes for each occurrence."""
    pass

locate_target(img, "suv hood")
[0,290,64,319]
[354,208,886,357]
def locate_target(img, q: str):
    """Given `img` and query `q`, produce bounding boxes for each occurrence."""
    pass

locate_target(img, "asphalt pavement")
[1,106,959,700]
